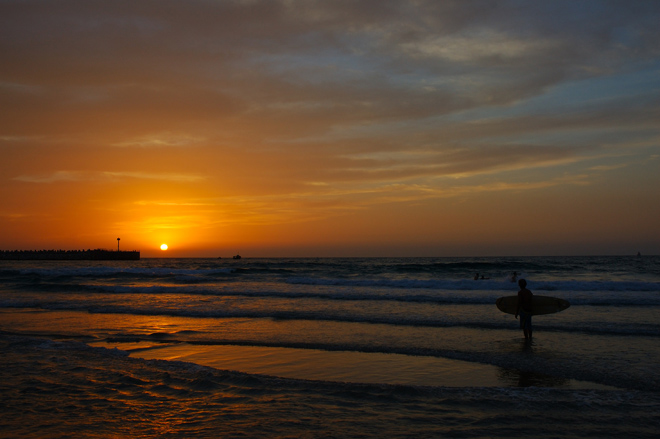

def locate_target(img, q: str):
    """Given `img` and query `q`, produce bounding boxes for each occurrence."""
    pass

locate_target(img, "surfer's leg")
[527,315,533,339]
[521,312,531,339]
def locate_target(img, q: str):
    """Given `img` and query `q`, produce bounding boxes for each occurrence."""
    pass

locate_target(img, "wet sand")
[91,340,616,390]
[3,334,657,438]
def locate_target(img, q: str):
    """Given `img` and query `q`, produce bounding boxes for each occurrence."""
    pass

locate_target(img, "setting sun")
[160,244,168,251]
[0,1,658,260]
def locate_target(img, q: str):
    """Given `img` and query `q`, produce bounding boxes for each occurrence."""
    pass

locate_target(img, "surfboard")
[496,295,570,316]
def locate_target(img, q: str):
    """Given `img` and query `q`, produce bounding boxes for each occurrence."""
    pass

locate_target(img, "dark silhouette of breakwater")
[0,249,140,260]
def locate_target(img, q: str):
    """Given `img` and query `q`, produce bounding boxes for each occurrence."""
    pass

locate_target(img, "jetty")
[0,249,140,261]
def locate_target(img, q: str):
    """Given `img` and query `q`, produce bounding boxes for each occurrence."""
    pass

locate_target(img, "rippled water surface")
[1,256,659,437]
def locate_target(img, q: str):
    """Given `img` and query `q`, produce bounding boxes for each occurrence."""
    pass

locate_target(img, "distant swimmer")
[515,279,533,340]
[474,273,480,280]
[510,271,518,282]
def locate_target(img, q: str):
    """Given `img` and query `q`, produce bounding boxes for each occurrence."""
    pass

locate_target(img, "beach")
[1,256,659,437]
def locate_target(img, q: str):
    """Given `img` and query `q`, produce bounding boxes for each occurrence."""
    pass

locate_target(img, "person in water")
[515,279,533,339]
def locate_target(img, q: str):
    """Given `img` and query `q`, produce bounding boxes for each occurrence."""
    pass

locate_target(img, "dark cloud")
[1,0,659,166]
[3,1,658,84]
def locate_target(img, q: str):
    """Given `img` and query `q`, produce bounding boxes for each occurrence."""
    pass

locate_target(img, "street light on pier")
[117,238,120,251]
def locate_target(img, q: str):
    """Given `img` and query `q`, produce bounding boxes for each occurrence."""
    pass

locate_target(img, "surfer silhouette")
[515,279,533,339]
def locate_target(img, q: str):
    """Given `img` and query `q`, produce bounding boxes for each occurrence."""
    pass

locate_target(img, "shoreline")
[91,340,615,390]
[2,333,658,439]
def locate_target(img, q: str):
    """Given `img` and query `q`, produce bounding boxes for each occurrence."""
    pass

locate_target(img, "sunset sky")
[1,0,659,257]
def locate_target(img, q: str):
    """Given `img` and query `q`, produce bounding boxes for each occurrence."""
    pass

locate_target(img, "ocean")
[1,256,659,438]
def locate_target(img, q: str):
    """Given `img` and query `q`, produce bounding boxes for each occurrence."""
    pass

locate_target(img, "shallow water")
[91,340,616,390]
[1,256,659,437]
[1,334,658,438]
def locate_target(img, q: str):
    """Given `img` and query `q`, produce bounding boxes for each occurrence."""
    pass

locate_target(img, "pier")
[0,249,140,260]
